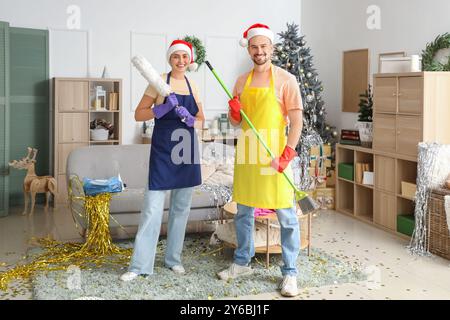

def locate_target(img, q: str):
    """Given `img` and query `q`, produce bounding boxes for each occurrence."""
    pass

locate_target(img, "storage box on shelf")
[338,163,354,181]
[336,71,450,239]
[401,181,416,199]
[53,77,122,203]
[397,215,415,237]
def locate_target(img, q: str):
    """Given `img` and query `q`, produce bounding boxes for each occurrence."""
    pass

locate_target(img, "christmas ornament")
[183,35,206,71]
[422,33,450,71]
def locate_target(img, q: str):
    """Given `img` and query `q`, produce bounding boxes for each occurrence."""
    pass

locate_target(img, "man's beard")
[252,54,271,65]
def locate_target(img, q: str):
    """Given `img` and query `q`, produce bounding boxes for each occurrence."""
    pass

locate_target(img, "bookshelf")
[336,72,450,239]
[53,77,122,203]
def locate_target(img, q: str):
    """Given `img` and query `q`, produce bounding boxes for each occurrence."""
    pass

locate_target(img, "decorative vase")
[357,121,373,148]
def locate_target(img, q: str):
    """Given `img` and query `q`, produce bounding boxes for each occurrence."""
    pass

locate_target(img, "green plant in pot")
[357,84,373,148]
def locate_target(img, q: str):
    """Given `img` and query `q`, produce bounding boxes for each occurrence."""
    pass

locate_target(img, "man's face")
[170,51,190,72]
[247,36,273,66]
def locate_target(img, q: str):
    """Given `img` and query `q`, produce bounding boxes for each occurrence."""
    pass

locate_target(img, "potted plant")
[357,85,373,148]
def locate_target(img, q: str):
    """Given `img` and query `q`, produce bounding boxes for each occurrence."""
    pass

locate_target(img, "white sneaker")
[217,263,253,281]
[279,275,299,297]
[170,265,185,274]
[120,271,138,282]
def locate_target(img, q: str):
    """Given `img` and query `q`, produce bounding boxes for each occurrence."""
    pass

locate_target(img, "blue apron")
[148,72,202,190]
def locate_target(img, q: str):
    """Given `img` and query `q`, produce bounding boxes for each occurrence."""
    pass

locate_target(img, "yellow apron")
[232,66,294,209]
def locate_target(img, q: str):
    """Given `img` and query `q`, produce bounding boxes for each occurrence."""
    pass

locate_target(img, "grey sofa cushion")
[109,187,218,213]
[67,144,150,189]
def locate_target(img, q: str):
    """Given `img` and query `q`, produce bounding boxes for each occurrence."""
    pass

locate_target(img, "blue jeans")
[128,187,193,275]
[233,203,300,276]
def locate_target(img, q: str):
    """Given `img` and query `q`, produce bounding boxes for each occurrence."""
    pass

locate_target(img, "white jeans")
[128,187,193,275]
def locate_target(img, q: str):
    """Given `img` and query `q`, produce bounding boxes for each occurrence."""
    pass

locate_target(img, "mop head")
[131,55,171,97]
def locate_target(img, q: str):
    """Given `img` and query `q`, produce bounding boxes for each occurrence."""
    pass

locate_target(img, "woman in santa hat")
[121,40,204,281]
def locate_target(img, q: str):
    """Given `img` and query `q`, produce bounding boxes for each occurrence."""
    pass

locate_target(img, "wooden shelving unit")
[52,77,122,203]
[336,72,450,239]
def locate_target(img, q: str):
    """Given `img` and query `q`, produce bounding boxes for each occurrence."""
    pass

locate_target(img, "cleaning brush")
[205,61,320,215]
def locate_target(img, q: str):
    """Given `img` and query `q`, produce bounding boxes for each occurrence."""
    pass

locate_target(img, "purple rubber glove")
[152,93,178,119]
[175,106,196,127]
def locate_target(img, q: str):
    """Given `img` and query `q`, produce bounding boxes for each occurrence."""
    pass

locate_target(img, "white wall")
[0,0,301,144]
[302,0,450,132]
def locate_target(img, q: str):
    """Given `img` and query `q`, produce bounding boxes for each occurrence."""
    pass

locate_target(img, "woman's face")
[170,50,190,72]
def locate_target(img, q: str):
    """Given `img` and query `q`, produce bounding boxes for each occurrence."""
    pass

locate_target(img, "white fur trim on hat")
[167,43,192,63]
[240,27,274,47]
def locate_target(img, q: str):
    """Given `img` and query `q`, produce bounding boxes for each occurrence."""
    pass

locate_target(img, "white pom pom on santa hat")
[239,38,249,47]
[240,23,274,47]
[188,62,198,72]
[167,39,198,71]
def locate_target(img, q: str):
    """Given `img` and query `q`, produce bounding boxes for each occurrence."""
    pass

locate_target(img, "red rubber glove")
[228,96,242,122]
[271,145,297,173]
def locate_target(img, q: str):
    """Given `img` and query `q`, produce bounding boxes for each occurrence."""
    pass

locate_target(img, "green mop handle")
[205,61,302,194]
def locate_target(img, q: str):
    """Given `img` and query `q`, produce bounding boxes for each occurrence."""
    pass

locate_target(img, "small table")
[221,202,311,269]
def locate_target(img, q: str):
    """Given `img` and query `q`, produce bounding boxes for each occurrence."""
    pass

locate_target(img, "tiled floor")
[1,205,449,300]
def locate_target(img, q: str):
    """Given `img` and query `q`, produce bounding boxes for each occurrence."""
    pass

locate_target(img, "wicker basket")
[428,188,450,260]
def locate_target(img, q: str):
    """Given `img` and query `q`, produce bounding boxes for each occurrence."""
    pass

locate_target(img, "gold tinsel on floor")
[0,193,132,291]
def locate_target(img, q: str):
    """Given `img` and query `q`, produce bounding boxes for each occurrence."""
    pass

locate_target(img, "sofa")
[66,142,235,236]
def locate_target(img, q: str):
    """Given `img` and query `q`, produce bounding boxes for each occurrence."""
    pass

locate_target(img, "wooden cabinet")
[374,155,395,193]
[336,72,450,238]
[57,81,89,112]
[373,72,450,158]
[373,114,396,152]
[398,77,423,114]
[58,113,89,143]
[373,77,397,113]
[53,78,122,203]
[374,190,396,231]
[58,143,87,175]
[396,115,421,157]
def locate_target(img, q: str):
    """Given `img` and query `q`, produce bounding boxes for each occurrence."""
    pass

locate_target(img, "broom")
[205,61,319,215]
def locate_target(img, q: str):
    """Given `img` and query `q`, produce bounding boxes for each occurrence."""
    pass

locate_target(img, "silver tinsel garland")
[293,129,324,190]
[408,142,450,256]
[199,183,232,220]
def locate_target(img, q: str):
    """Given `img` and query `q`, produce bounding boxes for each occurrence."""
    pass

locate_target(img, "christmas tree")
[358,85,373,122]
[272,23,337,189]
[272,23,338,150]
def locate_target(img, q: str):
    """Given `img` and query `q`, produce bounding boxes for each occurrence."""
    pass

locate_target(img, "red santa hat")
[239,23,274,47]
[166,40,198,71]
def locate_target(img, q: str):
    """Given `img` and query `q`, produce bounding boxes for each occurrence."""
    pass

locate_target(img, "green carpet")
[31,234,366,300]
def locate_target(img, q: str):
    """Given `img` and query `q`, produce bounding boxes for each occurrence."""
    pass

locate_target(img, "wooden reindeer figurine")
[8,147,57,215]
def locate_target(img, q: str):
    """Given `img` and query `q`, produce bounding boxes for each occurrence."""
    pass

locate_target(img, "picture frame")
[342,49,370,113]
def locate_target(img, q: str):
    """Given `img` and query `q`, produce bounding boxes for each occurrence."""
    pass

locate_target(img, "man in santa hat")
[217,23,303,297]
